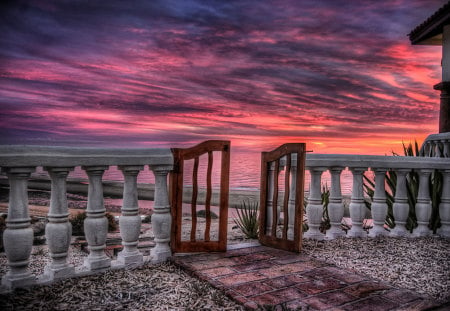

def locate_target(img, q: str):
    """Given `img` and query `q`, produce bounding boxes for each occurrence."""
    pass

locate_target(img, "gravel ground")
[0,246,244,310]
[302,236,450,303]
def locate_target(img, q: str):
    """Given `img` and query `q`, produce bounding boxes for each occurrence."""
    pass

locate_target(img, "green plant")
[234,200,259,239]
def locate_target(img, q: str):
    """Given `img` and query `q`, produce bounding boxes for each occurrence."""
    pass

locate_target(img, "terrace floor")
[172,243,445,311]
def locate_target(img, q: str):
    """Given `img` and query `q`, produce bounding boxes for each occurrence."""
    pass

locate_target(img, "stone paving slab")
[172,245,442,310]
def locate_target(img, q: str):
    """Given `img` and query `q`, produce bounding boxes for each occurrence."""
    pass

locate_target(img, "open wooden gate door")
[259,143,306,252]
[170,140,230,253]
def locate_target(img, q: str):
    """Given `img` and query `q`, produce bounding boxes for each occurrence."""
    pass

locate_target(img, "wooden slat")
[190,157,199,242]
[218,143,230,251]
[205,151,213,241]
[283,154,291,240]
[271,159,279,237]
[259,152,269,239]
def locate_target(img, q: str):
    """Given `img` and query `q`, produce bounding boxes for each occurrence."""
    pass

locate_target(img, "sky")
[0,0,446,155]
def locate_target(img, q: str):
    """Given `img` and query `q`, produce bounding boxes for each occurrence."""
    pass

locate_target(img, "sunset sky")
[0,0,446,155]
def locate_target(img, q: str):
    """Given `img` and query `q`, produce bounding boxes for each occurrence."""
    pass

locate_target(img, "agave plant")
[363,141,442,233]
[234,200,259,239]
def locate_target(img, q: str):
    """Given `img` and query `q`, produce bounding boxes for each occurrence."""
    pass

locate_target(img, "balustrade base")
[412,225,432,237]
[326,227,346,239]
[84,257,111,271]
[1,272,36,289]
[117,251,143,266]
[437,226,450,238]
[151,248,171,263]
[303,230,325,240]
[346,226,367,238]
[389,227,410,237]
[43,264,75,281]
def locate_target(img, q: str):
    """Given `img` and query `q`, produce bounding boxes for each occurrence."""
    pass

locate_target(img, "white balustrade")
[304,154,450,240]
[0,146,173,291]
[287,167,297,240]
[390,169,410,237]
[43,167,75,280]
[439,170,450,237]
[304,167,326,240]
[347,167,368,238]
[369,168,388,237]
[83,166,111,271]
[117,165,144,266]
[265,162,276,234]
[149,165,172,263]
[326,167,345,239]
[1,167,36,288]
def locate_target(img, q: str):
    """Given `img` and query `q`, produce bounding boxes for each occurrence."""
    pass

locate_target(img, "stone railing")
[302,154,450,240]
[420,132,450,157]
[0,146,173,290]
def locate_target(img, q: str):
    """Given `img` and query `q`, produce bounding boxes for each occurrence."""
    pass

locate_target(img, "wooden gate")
[170,140,230,253]
[259,143,306,252]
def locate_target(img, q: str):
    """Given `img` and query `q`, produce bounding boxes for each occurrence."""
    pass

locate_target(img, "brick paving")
[172,244,442,310]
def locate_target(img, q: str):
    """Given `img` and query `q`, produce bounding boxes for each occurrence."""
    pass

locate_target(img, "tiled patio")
[172,244,442,310]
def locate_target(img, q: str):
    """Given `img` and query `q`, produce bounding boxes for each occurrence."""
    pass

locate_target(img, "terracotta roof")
[409,1,450,45]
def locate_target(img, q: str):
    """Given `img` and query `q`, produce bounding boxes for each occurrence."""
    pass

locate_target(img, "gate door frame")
[259,143,306,252]
[170,140,230,253]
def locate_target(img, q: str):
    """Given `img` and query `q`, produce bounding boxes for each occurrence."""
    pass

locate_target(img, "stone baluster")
[117,165,144,266]
[287,166,297,240]
[347,168,368,237]
[390,169,410,237]
[369,168,388,237]
[265,162,276,234]
[150,165,172,263]
[2,167,36,288]
[435,141,443,157]
[304,167,326,240]
[413,169,433,237]
[43,167,75,280]
[82,166,111,270]
[438,169,450,237]
[442,140,449,157]
[326,167,346,239]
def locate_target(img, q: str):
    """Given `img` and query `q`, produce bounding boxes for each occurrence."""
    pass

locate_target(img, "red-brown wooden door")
[170,140,230,253]
[259,143,306,252]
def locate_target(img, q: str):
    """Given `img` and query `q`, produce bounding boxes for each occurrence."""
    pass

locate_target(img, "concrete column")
[347,168,368,238]
[149,165,172,263]
[390,169,411,237]
[438,169,450,237]
[369,168,389,237]
[287,166,297,240]
[117,165,144,266]
[304,167,327,240]
[43,167,75,280]
[265,162,276,235]
[413,169,433,237]
[2,167,36,288]
[326,167,346,239]
[82,166,111,271]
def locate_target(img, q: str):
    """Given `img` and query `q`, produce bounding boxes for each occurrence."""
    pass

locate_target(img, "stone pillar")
[82,166,111,270]
[434,82,450,134]
[413,169,433,237]
[369,168,388,237]
[438,169,450,237]
[2,167,36,288]
[149,165,172,263]
[326,167,345,239]
[287,167,297,240]
[347,168,368,238]
[43,167,75,280]
[390,169,410,237]
[304,167,326,240]
[117,165,144,266]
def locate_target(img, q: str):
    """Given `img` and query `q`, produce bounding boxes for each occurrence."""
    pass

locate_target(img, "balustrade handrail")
[305,153,450,169]
[0,145,173,167]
